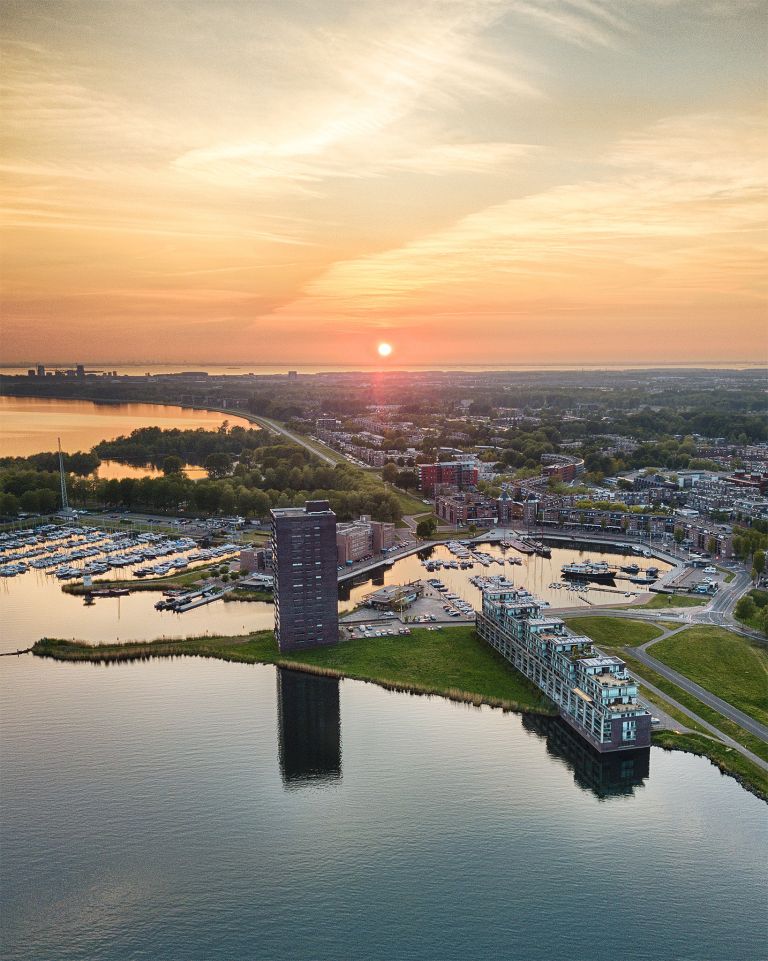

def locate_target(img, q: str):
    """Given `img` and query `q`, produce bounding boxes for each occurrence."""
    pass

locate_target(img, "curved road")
[242,413,342,466]
[635,624,768,744]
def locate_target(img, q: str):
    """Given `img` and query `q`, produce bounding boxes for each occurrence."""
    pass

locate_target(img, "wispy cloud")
[269,112,767,318]
[1,0,765,363]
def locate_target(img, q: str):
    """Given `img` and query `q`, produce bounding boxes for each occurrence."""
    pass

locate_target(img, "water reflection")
[337,542,672,612]
[276,668,342,789]
[522,714,650,800]
[0,395,251,458]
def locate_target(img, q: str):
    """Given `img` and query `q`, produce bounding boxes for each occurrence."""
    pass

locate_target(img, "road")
[632,623,768,744]
[636,671,768,772]
[243,414,342,466]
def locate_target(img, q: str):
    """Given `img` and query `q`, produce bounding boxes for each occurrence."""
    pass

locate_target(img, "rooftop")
[271,500,335,518]
[593,673,632,687]
[580,655,624,669]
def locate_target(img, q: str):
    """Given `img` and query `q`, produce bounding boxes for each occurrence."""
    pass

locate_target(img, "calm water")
[1,654,765,961]
[0,396,251,458]
[0,540,667,654]
[93,461,208,481]
[339,541,670,613]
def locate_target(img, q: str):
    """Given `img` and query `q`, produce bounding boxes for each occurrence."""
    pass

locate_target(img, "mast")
[58,437,69,512]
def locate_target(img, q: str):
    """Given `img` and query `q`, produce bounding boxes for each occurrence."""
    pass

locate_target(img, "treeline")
[93,424,264,466]
[0,450,101,475]
[0,430,403,523]
[0,470,60,515]
[732,523,768,576]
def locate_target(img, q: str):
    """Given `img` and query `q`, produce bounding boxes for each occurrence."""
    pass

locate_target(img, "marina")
[0,523,674,654]
[339,541,673,616]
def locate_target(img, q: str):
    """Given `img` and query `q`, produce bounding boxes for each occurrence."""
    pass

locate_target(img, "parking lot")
[341,578,476,640]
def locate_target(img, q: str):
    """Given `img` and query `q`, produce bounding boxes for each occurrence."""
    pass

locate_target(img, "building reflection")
[276,668,342,789]
[523,714,650,800]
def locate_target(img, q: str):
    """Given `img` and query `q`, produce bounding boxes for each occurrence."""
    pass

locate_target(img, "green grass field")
[33,626,555,715]
[651,626,768,727]
[636,594,706,609]
[563,616,664,647]
[223,589,273,603]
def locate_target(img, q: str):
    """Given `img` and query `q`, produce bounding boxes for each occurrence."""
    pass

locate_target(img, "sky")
[1,0,766,366]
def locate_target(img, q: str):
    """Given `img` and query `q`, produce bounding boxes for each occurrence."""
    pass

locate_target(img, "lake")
[0,396,252,459]
[1,653,765,961]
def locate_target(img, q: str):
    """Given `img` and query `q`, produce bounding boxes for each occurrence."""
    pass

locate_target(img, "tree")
[753,550,766,578]
[162,455,184,475]
[416,517,437,539]
[674,528,685,545]
[382,462,398,483]
[706,536,717,556]
[204,452,233,479]
[0,492,20,516]
[19,490,41,513]
[66,451,101,475]
[395,470,418,492]
[735,595,757,623]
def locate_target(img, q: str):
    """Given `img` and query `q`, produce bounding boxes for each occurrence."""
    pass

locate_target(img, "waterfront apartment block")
[434,490,495,527]
[476,583,651,752]
[335,514,397,564]
[271,500,339,653]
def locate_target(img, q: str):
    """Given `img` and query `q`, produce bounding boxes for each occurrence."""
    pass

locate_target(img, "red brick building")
[419,462,478,495]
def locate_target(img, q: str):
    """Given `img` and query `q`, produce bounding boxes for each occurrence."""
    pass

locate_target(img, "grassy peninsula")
[33,626,556,715]
[32,619,768,801]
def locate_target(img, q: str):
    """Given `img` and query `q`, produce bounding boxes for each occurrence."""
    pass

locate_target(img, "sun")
[377,342,393,357]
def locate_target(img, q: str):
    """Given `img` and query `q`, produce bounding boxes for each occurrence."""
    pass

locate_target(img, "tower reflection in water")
[523,714,650,800]
[276,668,342,789]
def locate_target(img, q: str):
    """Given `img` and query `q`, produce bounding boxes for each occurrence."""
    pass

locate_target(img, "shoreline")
[31,628,557,717]
[29,630,768,803]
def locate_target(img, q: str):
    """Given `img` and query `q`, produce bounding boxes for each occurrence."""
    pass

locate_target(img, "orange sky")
[1,1,767,366]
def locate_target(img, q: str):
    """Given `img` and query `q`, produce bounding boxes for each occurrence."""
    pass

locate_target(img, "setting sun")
[377,342,393,358]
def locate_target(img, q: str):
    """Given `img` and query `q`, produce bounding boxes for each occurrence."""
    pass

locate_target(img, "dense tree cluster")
[0,429,403,524]
[0,450,100,475]
[734,590,768,636]
[93,424,263,467]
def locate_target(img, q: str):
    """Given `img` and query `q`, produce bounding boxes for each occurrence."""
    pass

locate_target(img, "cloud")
[267,112,767,321]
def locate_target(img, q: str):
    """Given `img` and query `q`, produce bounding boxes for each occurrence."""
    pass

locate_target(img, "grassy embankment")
[652,731,768,800]
[565,617,664,647]
[566,616,768,800]
[651,626,768,728]
[33,626,554,715]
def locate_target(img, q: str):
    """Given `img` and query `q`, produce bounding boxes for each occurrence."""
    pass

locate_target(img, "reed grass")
[33,627,556,715]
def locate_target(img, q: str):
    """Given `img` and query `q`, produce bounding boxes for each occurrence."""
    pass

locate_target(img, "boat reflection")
[523,714,650,800]
[276,668,342,789]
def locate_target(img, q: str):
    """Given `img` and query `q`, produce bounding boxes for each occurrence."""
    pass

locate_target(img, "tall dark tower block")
[271,500,339,652]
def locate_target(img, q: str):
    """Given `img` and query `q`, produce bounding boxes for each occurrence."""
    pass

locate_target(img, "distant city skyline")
[2,1,766,365]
